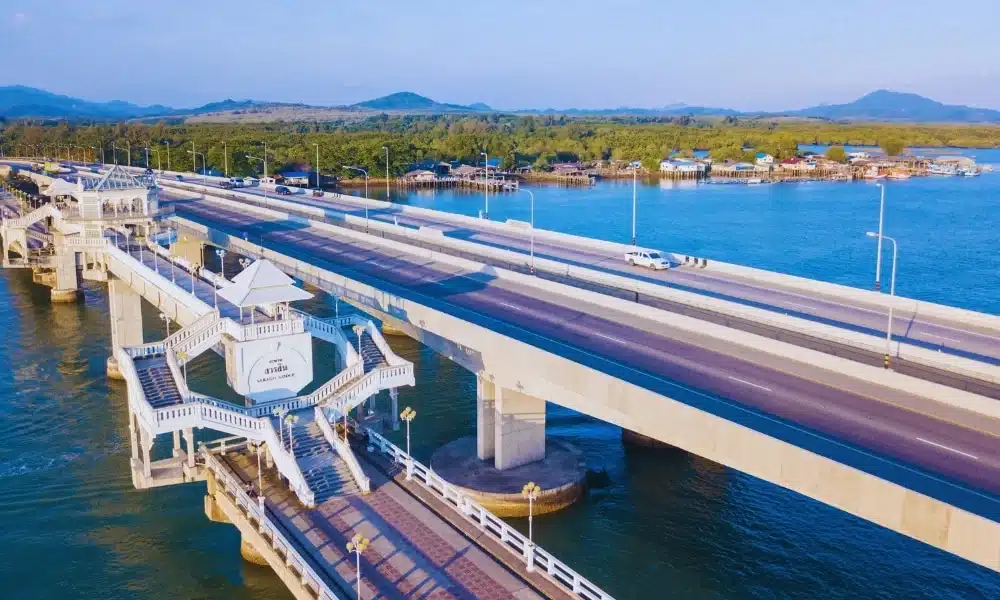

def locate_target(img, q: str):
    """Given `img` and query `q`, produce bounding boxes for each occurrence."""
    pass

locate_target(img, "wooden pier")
[396,175,519,192]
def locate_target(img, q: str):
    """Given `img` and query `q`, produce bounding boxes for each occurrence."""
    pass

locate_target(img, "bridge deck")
[224,449,561,600]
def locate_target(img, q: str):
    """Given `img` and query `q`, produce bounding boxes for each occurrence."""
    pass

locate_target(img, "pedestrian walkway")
[225,449,555,600]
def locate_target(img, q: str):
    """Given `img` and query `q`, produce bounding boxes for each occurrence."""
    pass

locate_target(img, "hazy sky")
[3,0,998,111]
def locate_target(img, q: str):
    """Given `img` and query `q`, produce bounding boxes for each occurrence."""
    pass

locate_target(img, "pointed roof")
[218,259,313,307]
[42,178,80,198]
[82,164,152,192]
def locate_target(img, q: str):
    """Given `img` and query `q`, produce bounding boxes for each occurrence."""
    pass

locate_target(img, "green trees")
[880,137,905,156]
[825,145,847,162]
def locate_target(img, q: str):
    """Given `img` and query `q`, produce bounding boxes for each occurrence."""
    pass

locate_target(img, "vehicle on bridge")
[228,177,244,188]
[625,249,670,270]
[276,185,292,195]
[243,177,258,186]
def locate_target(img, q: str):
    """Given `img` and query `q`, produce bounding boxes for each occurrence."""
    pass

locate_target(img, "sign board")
[225,332,314,403]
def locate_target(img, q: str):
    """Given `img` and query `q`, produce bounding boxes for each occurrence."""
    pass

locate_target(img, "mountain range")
[2,86,999,124]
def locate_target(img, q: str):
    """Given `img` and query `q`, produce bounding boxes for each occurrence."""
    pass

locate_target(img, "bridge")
[0,165,613,600]
[2,160,999,582]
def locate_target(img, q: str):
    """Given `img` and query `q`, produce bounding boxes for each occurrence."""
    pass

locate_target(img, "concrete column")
[107,276,143,379]
[172,430,182,457]
[476,375,497,460]
[140,428,153,479]
[494,386,546,471]
[50,252,81,302]
[174,237,203,268]
[128,412,139,461]
[184,428,195,467]
[390,387,400,431]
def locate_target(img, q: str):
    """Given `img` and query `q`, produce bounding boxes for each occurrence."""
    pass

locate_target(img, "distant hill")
[0,85,171,119]
[351,91,489,113]
[786,90,1000,123]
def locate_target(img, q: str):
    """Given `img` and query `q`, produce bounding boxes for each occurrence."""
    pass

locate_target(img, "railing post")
[525,542,535,573]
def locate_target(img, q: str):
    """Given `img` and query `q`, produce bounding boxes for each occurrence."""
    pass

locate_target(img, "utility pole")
[383,145,390,200]
[223,140,228,178]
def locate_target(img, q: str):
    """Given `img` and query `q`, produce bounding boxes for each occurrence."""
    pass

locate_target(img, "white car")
[625,250,670,270]
[228,177,245,188]
[243,177,259,186]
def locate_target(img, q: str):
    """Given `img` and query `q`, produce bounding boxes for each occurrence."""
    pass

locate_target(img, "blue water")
[1,152,998,600]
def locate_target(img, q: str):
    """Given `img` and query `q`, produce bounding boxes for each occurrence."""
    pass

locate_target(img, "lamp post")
[189,141,196,176]
[866,231,898,369]
[874,182,885,290]
[159,312,171,338]
[123,229,131,256]
[313,143,320,189]
[247,153,267,197]
[346,533,370,600]
[239,258,251,321]
[382,145,390,200]
[151,148,162,172]
[177,350,189,388]
[272,407,287,447]
[188,149,205,179]
[144,145,150,169]
[163,140,171,171]
[284,414,300,455]
[520,188,535,274]
[343,166,369,232]
[213,249,227,307]
[253,441,265,509]
[631,165,638,245]
[112,142,119,165]
[223,140,229,178]
[480,150,489,219]
[522,481,541,572]
[400,406,416,479]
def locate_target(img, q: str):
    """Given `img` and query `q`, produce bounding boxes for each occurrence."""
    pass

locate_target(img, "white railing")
[199,448,338,600]
[304,362,363,405]
[224,317,305,342]
[116,346,157,435]
[366,430,615,600]
[64,236,109,249]
[163,309,220,349]
[294,309,359,365]
[365,320,406,367]
[315,406,371,494]
[6,202,58,228]
[245,395,317,418]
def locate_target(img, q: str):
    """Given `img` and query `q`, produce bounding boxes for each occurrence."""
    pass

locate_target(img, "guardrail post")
[525,542,535,573]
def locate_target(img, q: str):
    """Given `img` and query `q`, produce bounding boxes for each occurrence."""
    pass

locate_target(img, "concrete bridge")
[4,161,1000,578]
[0,165,614,600]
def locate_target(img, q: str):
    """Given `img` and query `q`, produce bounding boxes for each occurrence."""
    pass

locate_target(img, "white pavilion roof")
[42,178,80,198]
[218,259,313,307]
[82,165,153,192]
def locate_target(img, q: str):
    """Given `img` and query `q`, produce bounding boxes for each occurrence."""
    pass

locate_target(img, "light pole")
[253,441,265,509]
[343,166,369,232]
[177,350,189,388]
[313,143,320,189]
[214,249,227,307]
[272,407,287,447]
[151,148,162,172]
[284,414,300,455]
[190,141,196,176]
[159,312,171,337]
[247,154,267,196]
[346,533,369,600]
[112,142,119,165]
[125,141,131,168]
[400,406,416,479]
[188,149,205,179]
[631,165,638,245]
[382,145,390,200]
[123,229,131,256]
[223,141,228,178]
[521,188,535,274]
[866,232,898,369]
[239,258,251,321]
[522,481,541,572]
[145,146,150,169]
[92,146,102,165]
[480,150,489,219]
[163,140,171,171]
[874,182,885,290]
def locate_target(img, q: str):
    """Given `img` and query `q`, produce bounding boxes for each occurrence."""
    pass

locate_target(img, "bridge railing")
[315,405,371,494]
[366,429,615,600]
[199,447,337,600]
[292,309,360,366]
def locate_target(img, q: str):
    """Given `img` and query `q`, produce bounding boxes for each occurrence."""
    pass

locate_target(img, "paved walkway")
[226,450,549,600]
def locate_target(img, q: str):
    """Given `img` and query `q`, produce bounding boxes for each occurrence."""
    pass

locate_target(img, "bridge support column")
[106,276,143,380]
[390,387,400,431]
[50,252,81,303]
[172,430,182,457]
[476,376,496,460]
[140,427,153,480]
[184,428,195,468]
[494,386,546,471]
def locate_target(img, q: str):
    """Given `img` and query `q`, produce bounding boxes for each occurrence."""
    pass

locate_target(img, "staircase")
[279,411,359,503]
[133,356,184,409]
[354,329,387,372]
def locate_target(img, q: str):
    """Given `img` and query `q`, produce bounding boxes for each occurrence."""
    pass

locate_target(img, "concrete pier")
[475,376,546,471]
[106,276,143,379]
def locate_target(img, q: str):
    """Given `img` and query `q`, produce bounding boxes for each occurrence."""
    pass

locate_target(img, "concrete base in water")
[240,537,270,566]
[430,436,586,517]
[105,356,125,380]
[50,288,82,303]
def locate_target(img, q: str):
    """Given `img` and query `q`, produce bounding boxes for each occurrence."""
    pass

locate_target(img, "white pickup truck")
[624,250,670,270]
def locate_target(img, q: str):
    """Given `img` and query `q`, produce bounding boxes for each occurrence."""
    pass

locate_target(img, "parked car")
[624,250,670,270]
[275,185,292,195]
[311,188,323,197]
[219,181,233,189]
[144,167,154,175]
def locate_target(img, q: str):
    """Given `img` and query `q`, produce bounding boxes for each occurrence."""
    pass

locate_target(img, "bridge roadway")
[181,178,1000,365]
[171,196,1000,521]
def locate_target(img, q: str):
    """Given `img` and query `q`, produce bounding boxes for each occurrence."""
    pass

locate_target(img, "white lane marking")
[916,437,979,460]
[727,376,772,392]
[924,333,962,344]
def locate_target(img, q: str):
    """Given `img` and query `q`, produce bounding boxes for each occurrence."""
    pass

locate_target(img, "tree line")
[1,115,997,179]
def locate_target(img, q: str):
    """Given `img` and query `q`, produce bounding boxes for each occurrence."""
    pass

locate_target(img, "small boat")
[887,172,910,180]
[746,178,762,185]
[963,169,979,177]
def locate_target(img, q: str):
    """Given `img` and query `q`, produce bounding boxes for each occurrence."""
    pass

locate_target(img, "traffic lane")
[208,183,1000,361]
[177,201,1000,502]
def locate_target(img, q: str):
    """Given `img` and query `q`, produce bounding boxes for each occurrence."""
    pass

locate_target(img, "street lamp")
[151,148,162,172]
[520,188,535,274]
[284,414,300,455]
[866,231,898,369]
[382,145,390,200]
[239,257,251,321]
[480,150,489,219]
[159,312,171,338]
[177,350,189,388]
[522,481,541,572]
[346,533,369,600]
[400,406,416,479]
[343,165,369,232]
[272,407,288,446]
[188,149,205,179]
[223,140,229,178]
[631,164,638,245]
[874,182,885,290]
[313,143,320,190]
[213,249,228,307]
[252,440,265,509]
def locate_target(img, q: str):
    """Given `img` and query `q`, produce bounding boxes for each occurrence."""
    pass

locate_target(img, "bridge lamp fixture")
[343,165,370,232]
[346,533,370,600]
[283,414,300,455]
[159,312,171,338]
[480,150,489,219]
[865,231,898,369]
[272,407,288,447]
[522,481,542,571]
[399,406,416,479]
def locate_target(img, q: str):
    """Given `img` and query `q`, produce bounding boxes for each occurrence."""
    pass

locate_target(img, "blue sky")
[3,0,998,111]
